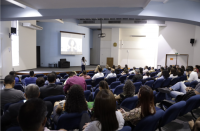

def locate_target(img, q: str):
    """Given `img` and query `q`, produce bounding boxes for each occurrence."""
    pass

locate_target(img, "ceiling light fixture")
[98,19,106,38]
[6,0,26,8]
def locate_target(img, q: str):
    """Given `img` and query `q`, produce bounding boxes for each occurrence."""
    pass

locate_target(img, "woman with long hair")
[157,70,170,80]
[81,57,87,71]
[169,68,178,79]
[119,85,156,127]
[84,89,124,131]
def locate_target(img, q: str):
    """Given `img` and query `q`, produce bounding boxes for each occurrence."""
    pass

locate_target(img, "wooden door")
[107,57,113,67]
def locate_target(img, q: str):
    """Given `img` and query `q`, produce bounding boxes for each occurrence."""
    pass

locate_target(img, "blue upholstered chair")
[134,82,142,94]
[60,79,66,83]
[94,77,104,87]
[86,85,92,91]
[109,81,121,89]
[85,79,92,85]
[153,91,166,103]
[117,74,121,78]
[120,96,138,110]
[113,84,124,95]
[107,77,117,85]
[35,74,44,77]
[169,77,180,86]
[55,82,63,85]
[152,79,164,90]
[59,73,67,78]
[119,126,132,131]
[43,95,65,106]
[6,126,22,131]
[127,74,135,79]
[92,88,100,100]
[118,75,127,83]
[190,81,198,88]
[14,84,24,92]
[144,80,154,88]
[84,90,91,101]
[21,75,30,79]
[87,73,94,78]
[161,78,172,87]
[64,75,69,79]
[88,71,94,73]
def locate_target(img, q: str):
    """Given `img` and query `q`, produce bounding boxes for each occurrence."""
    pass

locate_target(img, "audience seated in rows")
[53,84,88,124]
[132,69,143,83]
[177,68,184,76]
[104,67,111,77]
[79,70,91,80]
[45,71,60,85]
[9,71,20,83]
[143,66,149,74]
[18,98,66,131]
[119,85,156,128]
[121,68,128,75]
[123,64,128,71]
[83,89,125,131]
[1,84,53,130]
[24,71,37,85]
[129,67,136,74]
[149,67,155,73]
[143,72,150,79]
[102,64,109,72]
[92,66,104,80]
[157,67,164,77]
[36,77,46,88]
[94,65,101,73]
[169,68,178,79]
[186,66,198,82]
[40,73,64,99]
[105,69,116,80]
[156,70,170,80]
[64,72,87,93]
[0,75,25,110]
[115,65,121,74]
[115,80,135,105]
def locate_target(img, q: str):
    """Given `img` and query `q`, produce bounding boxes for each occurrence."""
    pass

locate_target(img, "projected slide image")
[61,32,82,55]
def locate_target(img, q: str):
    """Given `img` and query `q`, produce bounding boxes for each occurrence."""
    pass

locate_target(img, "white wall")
[158,21,196,67]
[13,20,36,71]
[193,26,200,66]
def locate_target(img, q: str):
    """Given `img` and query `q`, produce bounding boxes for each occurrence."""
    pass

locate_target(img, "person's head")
[135,69,140,75]
[82,57,85,61]
[170,68,177,76]
[82,70,87,75]
[47,73,56,83]
[167,67,171,73]
[30,71,34,77]
[98,66,102,72]
[181,65,185,71]
[123,80,135,96]
[146,72,150,76]
[117,65,121,69]
[105,64,109,69]
[124,68,128,74]
[186,66,193,73]
[112,65,115,69]
[9,71,16,77]
[160,67,164,72]
[176,65,179,68]
[25,84,40,100]
[4,75,15,87]
[99,80,109,90]
[18,98,47,131]
[145,66,148,69]
[133,67,136,70]
[125,64,128,69]
[137,85,155,118]
[51,71,57,79]
[177,68,183,76]
[92,89,118,131]
[162,70,170,79]
[108,67,111,71]
[111,69,115,73]
[151,67,154,70]
[64,84,87,113]
[139,67,143,75]
[36,77,45,87]
[69,71,76,78]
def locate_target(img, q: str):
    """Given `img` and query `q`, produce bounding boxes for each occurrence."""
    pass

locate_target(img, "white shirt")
[188,71,198,82]
[143,76,150,79]
[143,69,148,74]
[169,74,178,79]
[106,73,117,79]
[84,111,124,131]
[129,70,135,74]
[81,60,86,65]
[157,72,162,77]
[92,72,104,80]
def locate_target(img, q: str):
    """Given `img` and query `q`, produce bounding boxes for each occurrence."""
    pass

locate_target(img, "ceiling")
[8,0,151,9]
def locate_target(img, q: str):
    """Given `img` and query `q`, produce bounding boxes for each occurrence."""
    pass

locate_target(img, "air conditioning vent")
[108,21,121,23]
[134,20,147,24]
[83,21,95,23]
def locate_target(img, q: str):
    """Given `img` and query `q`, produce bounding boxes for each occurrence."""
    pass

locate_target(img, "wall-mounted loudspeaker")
[190,39,195,46]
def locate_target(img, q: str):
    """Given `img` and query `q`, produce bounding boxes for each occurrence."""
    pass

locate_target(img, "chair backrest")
[128,74,135,79]
[87,73,94,78]
[21,75,30,79]
[14,84,23,91]
[86,85,92,90]
[107,77,117,85]
[134,82,142,94]
[84,90,91,101]
[179,95,200,116]
[160,101,186,127]
[118,75,127,83]
[57,111,88,130]
[144,80,154,88]
[153,79,164,90]
[120,96,138,110]
[43,95,65,105]
[35,74,44,78]
[88,71,94,73]
[6,126,22,131]
[43,75,47,80]
[153,91,166,103]
[119,126,132,131]
[60,79,66,83]
[94,88,100,99]
[109,81,121,89]
[59,73,67,78]
[85,79,92,85]
[94,77,104,86]
[190,81,198,88]
[94,84,99,91]
[150,72,156,77]
[133,110,164,131]
[169,77,180,86]
[55,82,63,85]
[64,75,69,79]
[161,78,172,87]
[113,84,124,95]
[117,74,121,78]
[3,100,24,112]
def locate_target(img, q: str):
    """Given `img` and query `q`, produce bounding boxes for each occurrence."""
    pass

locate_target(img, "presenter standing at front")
[81,57,87,71]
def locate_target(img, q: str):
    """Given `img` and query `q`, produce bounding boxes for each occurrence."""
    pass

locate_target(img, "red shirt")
[63,76,87,93]
[81,75,91,80]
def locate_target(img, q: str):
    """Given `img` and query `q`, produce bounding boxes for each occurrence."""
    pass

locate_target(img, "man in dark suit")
[132,69,143,83]
[1,84,53,131]
[39,73,64,99]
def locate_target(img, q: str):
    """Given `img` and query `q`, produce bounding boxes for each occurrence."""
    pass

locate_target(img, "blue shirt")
[24,77,37,85]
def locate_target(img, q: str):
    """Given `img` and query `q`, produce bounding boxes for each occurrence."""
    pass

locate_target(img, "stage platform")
[16,65,97,75]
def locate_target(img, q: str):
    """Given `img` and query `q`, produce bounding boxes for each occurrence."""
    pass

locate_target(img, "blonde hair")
[95,65,100,72]
[105,64,109,68]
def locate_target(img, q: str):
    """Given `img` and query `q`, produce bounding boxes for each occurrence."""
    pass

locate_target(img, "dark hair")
[124,68,128,74]
[30,71,34,77]
[112,65,115,69]
[162,70,170,79]
[25,84,40,99]
[18,98,47,131]
[111,69,115,73]
[9,71,16,76]
[92,89,118,131]
[152,67,154,69]
[64,84,87,113]
[160,67,164,71]
[146,72,150,76]
[36,77,45,87]
[98,66,102,72]
[170,68,177,76]
[4,75,15,85]
[99,80,109,90]
[177,68,184,76]
[186,66,193,72]
[51,71,57,79]
[47,73,56,83]
[133,67,136,70]
[139,67,143,75]
[145,66,148,69]
[123,80,135,96]
[137,85,155,118]
[125,64,128,69]
[82,57,85,62]
[108,67,111,71]
[82,70,87,75]
[69,72,75,77]
[181,65,185,71]
[167,67,171,73]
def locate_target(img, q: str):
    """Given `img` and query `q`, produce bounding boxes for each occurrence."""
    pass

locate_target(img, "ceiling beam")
[143,0,151,9]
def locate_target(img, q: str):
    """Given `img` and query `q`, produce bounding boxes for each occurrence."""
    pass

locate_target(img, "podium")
[58,59,70,68]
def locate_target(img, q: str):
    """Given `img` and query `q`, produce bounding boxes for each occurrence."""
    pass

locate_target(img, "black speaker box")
[190,39,195,44]
[11,27,16,34]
